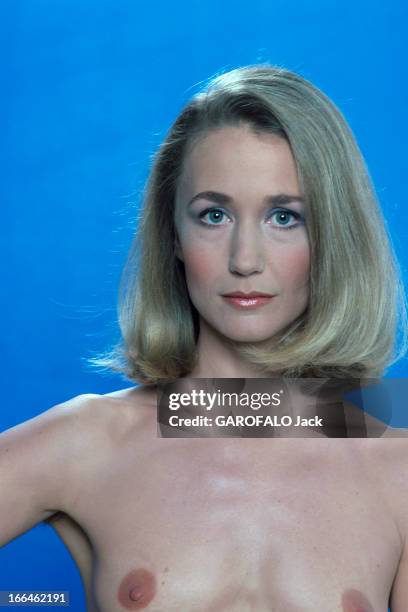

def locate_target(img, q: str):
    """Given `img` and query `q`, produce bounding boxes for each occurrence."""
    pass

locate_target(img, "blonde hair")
[87,63,408,384]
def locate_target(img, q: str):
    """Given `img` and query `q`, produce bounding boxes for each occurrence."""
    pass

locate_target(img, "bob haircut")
[88,63,408,384]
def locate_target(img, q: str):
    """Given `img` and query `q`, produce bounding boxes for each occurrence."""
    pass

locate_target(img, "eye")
[197,207,304,230]
[268,209,303,230]
[198,208,230,226]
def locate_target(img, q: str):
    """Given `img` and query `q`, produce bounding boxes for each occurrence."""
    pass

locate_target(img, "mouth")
[222,291,274,298]
[221,292,275,310]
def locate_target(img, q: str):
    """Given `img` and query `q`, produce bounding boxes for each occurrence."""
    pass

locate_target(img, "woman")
[1,64,408,611]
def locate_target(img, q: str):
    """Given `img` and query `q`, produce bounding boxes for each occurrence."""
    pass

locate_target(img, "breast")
[92,561,387,612]
[68,431,401,612]
[117,569,157,610]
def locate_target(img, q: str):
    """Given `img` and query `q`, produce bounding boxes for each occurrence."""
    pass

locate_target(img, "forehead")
[176,125,300,200]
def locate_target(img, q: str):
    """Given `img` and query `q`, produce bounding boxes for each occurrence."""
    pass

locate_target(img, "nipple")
[118,568,156,610]
[341,588,374,612]
[129,588,144,602]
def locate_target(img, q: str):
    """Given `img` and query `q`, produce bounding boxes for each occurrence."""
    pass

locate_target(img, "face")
[174,124,310,344]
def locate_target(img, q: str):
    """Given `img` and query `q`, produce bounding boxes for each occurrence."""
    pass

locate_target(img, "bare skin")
[20,124,408,611]
[45,385,408,612]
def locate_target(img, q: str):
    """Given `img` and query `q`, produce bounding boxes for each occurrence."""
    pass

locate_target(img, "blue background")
[1,0,407,609]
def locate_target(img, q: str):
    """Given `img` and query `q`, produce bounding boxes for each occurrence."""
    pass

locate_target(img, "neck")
[176,320,356,439]
[188,318,271,379]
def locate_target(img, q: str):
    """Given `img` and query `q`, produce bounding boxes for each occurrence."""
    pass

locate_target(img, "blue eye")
[198,207,303,230]
[198,208,229,225]
[268,209,302,230]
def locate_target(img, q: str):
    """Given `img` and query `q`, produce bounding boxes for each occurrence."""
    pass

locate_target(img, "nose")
[228,221,265,276]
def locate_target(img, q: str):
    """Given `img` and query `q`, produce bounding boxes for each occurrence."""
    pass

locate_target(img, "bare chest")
[67,437,400,612]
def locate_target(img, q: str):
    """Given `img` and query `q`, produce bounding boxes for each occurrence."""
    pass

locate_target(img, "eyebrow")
[187,190,304,207]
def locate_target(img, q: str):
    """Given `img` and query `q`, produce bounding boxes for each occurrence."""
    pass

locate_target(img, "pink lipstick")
[221,291,275,310]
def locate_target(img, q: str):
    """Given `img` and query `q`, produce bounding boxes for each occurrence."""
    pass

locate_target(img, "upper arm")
[46,512,96,610]
[0,394,99,547]
[390,536,408,611]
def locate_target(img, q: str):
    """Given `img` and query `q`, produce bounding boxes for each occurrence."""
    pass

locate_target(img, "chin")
[217,325,280,344]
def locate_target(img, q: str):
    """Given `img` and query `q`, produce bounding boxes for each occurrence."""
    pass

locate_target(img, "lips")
[222,291,274,298]
[221,293,275,310]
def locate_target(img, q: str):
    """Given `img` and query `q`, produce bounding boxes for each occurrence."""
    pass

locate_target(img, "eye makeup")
[196,206,305,231]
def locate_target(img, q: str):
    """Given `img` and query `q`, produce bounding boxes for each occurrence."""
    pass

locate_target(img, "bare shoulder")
[0,393,118,546]
[100,384,158,432]
[49,385,157,471]
[102,383,158,407]
[28,390,152,480]
[63,385,157,433]
[65,385,158,459]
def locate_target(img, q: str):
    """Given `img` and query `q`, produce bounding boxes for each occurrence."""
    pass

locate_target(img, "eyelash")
[197,207,304,231]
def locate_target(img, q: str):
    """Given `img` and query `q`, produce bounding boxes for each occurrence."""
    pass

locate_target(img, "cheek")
[274,243,310,288]
[182,248,217,284]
